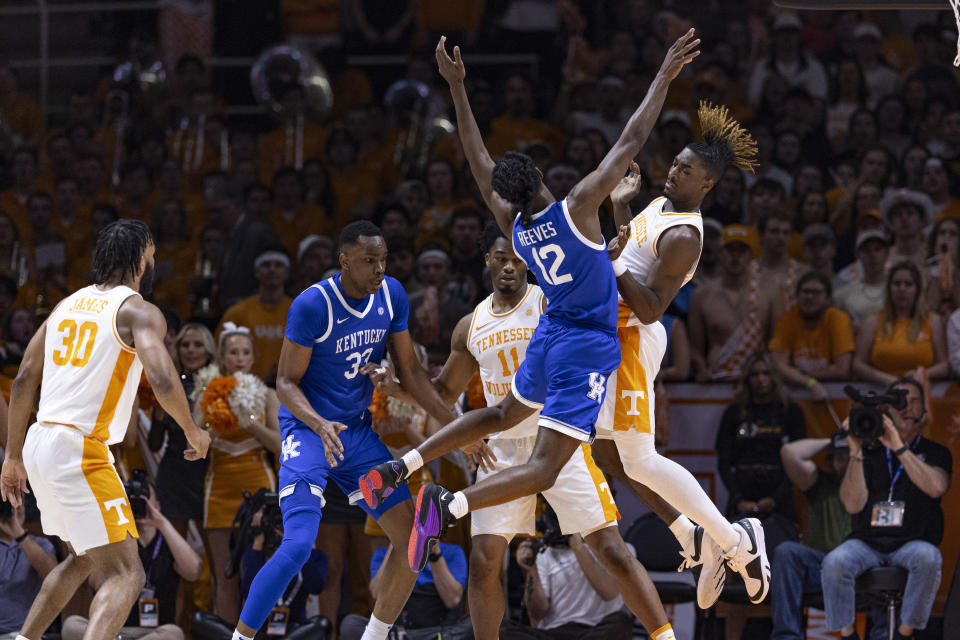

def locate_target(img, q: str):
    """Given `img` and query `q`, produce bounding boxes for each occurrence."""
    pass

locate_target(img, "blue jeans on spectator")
[771,541,826,640]
[821,539,942,635]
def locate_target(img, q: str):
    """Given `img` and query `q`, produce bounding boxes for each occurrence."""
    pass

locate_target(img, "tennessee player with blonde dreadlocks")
[590,100,767,610]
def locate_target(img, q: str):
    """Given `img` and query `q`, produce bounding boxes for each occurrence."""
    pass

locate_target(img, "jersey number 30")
[530,244,572,286]
[52,319,99,367]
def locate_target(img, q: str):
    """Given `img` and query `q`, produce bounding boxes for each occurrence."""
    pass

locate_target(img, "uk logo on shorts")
[281,435,302,462]
[587,372,606,403]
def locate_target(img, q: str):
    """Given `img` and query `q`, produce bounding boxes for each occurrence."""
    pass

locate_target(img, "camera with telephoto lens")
[227,488,283,578]
[843,385,908,448]
[524,504,569,565]
[123,469,149,520]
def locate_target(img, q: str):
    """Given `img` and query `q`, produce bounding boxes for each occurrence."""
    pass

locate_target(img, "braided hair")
[491,152,541,227]
[92,219,153,285]
[687,101,759,180]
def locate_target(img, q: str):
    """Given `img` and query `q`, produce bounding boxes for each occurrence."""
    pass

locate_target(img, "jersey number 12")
[530,244,572,286]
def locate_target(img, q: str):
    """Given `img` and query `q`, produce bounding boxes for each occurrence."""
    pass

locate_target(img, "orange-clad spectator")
[42,132,77,187]
[113,162,156,221]
[66,201,119,290]
[75,153,113,207]
[0,211,28,286]
[51,176,91,267]
[485,74,566,158]
[922,156,960,221]
[150,198,197,319]
[66,121,96,157]
[302,157,336,214]
[291,234,335,293]
[259,88,327,179]
[217,249,293,384]
[853,260,950,384]
[0,147,40,233]
[770,271,855,401]
[270,165,331,255]
[326,126,380,224]
[881,188,932,269]
[418,158,476,247]
[188,224,227,322]
[229,127,260,168]
[414,0,485,46]
[18,193,68,310]
[926,217,960,317]
[393,179,429,229]
[155,157,204,223]
[0,65,45,146]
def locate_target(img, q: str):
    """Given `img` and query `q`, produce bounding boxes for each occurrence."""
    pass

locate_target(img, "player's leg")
[81,537,147,640]
[544,444,674,639]
[615,430,770,603]
[18,549,95,639]
[409,426,580,570]
[468,535,510,640]
[203,528,240,622]
[371,500,421,619]
[584,525,674,639]
[360,394,536,508]
[591,439,681,524]
[235,495,322,638]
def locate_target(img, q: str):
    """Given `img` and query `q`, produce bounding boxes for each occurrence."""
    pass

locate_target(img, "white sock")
[669,514,696,552]
[401,449,423,476]
[231,631,253,640]
[623,434,740,551]
[449,491,469,519]
[17,634,32,640]
[360,614,392,640]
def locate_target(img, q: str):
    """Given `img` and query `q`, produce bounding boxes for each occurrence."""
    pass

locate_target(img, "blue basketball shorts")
[277,412,411,523]
[511,315,620,441]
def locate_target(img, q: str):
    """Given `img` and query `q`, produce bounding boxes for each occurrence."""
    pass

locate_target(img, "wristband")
[805,377,817,390]
[428,551,442,563]
[893,444,909,457]
[15,531,29,543]
[612,258,627,277]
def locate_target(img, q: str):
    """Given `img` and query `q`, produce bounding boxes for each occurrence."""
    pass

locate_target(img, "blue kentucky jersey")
[280,273,408,428]
[512,198,618,333]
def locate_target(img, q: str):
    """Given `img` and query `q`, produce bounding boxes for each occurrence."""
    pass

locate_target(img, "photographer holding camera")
[821,376,952,640]
[62,475,204,640]
[0,498,56,640]
[501,508,633,640]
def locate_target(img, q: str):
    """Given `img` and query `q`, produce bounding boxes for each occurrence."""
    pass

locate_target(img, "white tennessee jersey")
[36,285,144,445]
[619,197,702,326]
[466,284,544,439]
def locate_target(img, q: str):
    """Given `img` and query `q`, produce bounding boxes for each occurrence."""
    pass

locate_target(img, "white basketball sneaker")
[723,518,771,604]
[678,524,725,609]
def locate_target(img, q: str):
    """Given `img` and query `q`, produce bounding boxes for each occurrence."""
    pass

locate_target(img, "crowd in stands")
[3,0,960,638]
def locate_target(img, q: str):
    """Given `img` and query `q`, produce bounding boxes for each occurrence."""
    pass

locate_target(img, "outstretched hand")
[608,225,630,261]
[611,161,643,205]
[436,36,466,85]
[658,28,700,82]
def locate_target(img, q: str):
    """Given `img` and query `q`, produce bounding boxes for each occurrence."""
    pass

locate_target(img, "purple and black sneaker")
[409,483,456,571]
[359,459,408,509]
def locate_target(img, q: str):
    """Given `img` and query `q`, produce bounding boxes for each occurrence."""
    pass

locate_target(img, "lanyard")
[885,436,920,501]
[277,572,303,607]
[144,533,164,585]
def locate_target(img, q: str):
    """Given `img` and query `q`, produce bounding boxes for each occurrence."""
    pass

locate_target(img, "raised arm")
[0,320,47,505]
[610,162,643,228]
[436,38,514,236]
[126,300,210,460]
[780,438,830,492]
[566,30,699,227]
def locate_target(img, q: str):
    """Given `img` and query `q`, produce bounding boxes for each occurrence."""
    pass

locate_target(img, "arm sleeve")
[830,308,856,356]
[285,288,328,347]
[302,549,328,594]
[786,402,808,442]
[388,279,410,334]
[440,543,468,588]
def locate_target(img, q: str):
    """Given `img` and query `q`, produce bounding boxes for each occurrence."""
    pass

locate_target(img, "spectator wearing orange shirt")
[485,74,565,158]
[0,65,45,146]
[854,260,950,384]
[0,147,40,234]
[270,166,330,256]
[217,249,293,385]
[770,271,855,401]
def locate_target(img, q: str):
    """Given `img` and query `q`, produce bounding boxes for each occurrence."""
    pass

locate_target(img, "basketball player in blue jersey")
[359,33,704,640]
[232,221,459,640]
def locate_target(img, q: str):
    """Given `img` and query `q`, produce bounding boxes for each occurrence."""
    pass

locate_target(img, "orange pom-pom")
[370,388,391,422]
[201,376,240,436]
[137,373,157,412]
